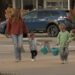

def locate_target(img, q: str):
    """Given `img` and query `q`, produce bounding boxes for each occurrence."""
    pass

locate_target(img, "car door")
[36,10,56,31]
[23,11,38,32]
[36,11,49,31]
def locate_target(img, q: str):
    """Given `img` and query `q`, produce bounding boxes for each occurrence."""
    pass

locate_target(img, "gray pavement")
[0,53,75,75]
[0,37,75,53]
[0,36,75,75]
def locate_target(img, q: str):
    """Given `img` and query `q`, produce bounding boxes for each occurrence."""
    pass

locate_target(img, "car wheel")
[47,24,59,37]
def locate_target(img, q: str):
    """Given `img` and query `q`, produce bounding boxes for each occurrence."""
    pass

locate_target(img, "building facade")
[0,0,75,21]
[11,0,71,10]
[1,0,74,10]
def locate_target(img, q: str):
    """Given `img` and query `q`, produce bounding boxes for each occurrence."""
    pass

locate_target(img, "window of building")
[23,0,33,10]
[45,0,68,10]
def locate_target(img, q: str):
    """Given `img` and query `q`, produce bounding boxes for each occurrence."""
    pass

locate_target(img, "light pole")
[36,0,38,9]
[21,0,23,9]
[68,0,70,10]
[12,0,16,8]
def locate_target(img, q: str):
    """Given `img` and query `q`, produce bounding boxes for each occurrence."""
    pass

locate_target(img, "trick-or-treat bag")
[50,47,59,56]
[40,46,48,55]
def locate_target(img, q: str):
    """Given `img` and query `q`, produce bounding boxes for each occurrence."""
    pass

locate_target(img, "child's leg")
[34,50,37,57]
[31,50,36,59]
[64,47,69,61]
[17,47,21,60]
[60,47,65,63]
[31,50,34,59]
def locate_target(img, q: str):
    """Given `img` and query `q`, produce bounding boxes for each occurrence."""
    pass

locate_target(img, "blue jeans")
[12,34,23,60]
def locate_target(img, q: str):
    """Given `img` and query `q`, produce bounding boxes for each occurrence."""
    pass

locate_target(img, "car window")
[38,11,53,18]
[51,11,59,16]
[24,11,37,19]
[58,11,67,16]
[38,11,45,18]
[49,10,67,16]
[38,10,66,18]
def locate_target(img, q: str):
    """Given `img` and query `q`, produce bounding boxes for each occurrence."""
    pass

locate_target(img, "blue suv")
[23,9,68,36]
[0,9,74,37]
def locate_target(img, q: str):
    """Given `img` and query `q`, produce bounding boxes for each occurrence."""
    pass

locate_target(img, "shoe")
[16,60,19,63]
[16,59,21,63]
[31,59,35,61]
[61,61,65,64]
[65,60,68,64]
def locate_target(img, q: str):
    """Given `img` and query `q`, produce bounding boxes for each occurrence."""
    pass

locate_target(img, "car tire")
[47,24,59,37]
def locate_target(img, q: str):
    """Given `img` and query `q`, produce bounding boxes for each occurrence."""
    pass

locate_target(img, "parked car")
[0,9,75,37]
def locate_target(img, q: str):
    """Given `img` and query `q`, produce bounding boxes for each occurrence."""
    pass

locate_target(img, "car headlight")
[58,16,65,21]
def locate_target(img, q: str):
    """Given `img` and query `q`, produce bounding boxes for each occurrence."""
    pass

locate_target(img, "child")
[29,33,38,61]
[40,40,50,55]
[57,23,70,64]
[43,40,50,52]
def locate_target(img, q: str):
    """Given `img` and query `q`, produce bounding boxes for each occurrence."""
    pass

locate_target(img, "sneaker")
[65,60,68,64]
[16,59,21,63]
[31,59,35,61]
[16,60,20,63]
[61,61,65,64]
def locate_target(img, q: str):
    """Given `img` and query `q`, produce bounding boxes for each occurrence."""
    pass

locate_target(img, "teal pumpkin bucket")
[40,47,48,55]
[51,47,59,56]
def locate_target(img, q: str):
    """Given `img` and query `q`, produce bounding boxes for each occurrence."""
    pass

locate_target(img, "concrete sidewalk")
[0,41,74,71]
[0,34,75,53]
[0,41,74,53]
[0,53,75,75]
[0,35,75,75]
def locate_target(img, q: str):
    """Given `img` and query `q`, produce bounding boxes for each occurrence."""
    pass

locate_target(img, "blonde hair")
[59,23,66,29]
[10,9,22,23]
[12,9,21,19]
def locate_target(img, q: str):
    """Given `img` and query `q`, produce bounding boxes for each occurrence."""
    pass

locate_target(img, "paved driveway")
[0,35,75,75]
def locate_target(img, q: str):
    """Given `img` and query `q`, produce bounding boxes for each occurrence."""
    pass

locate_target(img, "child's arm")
[67,32,75,43]
[68,36,75,43]
[28,38,32,50]
[37,42,42,46]
[57,32,60,45]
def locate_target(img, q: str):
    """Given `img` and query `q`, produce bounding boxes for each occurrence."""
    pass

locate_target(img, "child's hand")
[5,34,10,38]
[67,41,70,44]
[56,43,59,46]
[28,33,30,38]
[38,42,42,46]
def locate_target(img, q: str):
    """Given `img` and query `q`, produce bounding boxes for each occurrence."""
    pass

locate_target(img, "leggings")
[60,47,69,61]
[31,50,37,59]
